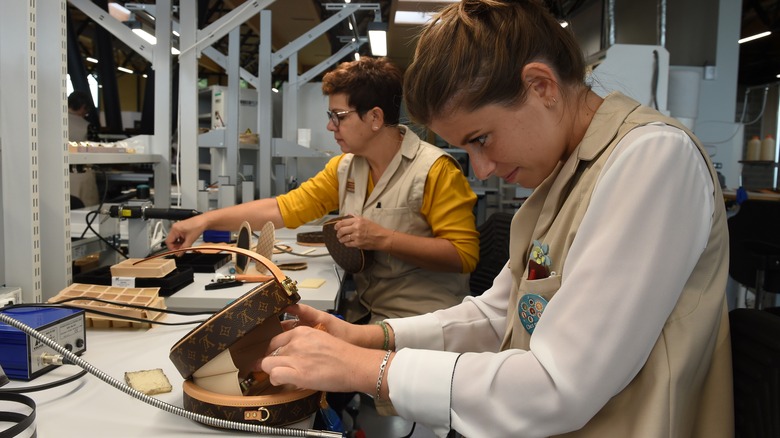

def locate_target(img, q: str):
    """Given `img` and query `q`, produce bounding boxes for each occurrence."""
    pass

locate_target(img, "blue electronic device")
[0,307,87,380]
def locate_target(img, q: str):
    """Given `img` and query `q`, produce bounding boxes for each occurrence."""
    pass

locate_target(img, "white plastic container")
[760,135,776,161]
[746,135,761,161]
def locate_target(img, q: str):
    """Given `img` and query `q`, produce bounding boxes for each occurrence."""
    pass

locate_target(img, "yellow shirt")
[277,154,479,273]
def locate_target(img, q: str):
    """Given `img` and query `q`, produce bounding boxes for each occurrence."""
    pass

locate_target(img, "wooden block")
[298,278,325,289]
[111,257,176,278]
[125,368,173,395]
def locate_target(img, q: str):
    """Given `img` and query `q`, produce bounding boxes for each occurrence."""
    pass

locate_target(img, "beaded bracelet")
[375,350,392,400]
[376,321,390,351]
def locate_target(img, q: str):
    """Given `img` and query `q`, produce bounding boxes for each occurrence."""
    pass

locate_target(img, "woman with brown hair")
[166,57,479,324]
[256,1,733,436]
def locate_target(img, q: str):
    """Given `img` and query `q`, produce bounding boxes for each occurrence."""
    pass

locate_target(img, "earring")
[372,126,379,131]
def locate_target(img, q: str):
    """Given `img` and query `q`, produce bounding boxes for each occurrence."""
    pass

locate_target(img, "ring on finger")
[271,346,282,357]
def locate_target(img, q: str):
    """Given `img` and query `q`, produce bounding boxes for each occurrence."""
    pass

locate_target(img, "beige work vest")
[502,93,733,437]
[338,126,469,323]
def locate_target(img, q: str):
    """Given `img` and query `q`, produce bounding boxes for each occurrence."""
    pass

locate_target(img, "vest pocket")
[518,274,561,301]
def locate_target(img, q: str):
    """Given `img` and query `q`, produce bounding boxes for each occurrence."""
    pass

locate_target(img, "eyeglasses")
[326,109,358,127]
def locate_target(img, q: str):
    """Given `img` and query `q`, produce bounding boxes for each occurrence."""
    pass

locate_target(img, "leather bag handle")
[134,246,298,297]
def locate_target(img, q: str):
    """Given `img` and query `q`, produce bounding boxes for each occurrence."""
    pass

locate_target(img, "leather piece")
[235,221,252,274]
[296,231,325,246]
[169,280,299,379]
[322,216,374,274]
[277,262,308,271]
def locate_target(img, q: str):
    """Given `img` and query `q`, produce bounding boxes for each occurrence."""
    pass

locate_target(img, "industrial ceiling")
[66,0,780,94]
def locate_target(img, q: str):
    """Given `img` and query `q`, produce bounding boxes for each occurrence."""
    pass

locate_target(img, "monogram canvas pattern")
[170,281,300,379]
[182,381,321,427]
[323,216,373,273]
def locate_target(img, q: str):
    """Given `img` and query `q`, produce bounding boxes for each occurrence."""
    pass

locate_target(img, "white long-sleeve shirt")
[386,123,716,437]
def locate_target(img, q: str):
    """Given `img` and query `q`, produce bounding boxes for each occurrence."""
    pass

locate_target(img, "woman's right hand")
[165,215,208,250]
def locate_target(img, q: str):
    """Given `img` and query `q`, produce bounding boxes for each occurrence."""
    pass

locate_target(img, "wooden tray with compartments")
[48,283,166,328]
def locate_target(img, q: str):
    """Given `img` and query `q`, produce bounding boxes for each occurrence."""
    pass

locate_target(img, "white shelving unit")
[69,153,162,165]
[196,85,261,188]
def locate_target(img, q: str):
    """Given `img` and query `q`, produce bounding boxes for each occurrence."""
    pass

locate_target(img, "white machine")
[588,44,670,116]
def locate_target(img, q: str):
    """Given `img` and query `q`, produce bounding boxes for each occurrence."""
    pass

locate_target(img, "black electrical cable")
[399,422,416,438]
[79,166,109,239]
[0,369,88,394]
[83,209,128,259]
[0,392,36,438]
[75,166,129,259]
[3,302,210,327]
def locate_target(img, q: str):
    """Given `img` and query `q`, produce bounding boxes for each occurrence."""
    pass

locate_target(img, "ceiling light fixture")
[132,27,157,45]
[117,66,134,74]
[739,31,771,44]
[86,57,99,64]
[368,22,388,57]
[394,10,435,25]
[128,24,181,55]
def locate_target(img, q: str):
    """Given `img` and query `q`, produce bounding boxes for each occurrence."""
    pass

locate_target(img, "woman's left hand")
[334,215,390,250]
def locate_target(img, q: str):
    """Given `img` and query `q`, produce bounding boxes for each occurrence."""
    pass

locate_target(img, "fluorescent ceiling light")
[394,10,436,25]
[131,28,180,55]
[354,52,361,61]
[739,31,771,44]
[133,28,157,44]
[368,22,388,56]
[86,57,99,64]
[117,66,134,74]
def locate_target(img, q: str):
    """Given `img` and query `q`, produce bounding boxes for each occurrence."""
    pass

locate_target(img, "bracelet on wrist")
[376,321,390,351]
[375,350,392,400]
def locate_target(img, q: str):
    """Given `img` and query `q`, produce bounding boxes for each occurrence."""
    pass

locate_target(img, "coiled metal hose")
[0,313,343,438]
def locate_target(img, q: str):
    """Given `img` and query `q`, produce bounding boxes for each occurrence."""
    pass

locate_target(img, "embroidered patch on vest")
[527,240,552,280]
[518,294,548,334]
[529,240,551,266]
[346,179,355,193]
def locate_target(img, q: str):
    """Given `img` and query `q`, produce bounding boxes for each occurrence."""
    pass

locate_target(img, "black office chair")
[470,211,514,296]
[729,308,780,438]
[727,200,780,309]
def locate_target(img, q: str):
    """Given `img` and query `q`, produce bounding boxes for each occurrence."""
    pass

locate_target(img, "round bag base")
[182,380,322,427]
